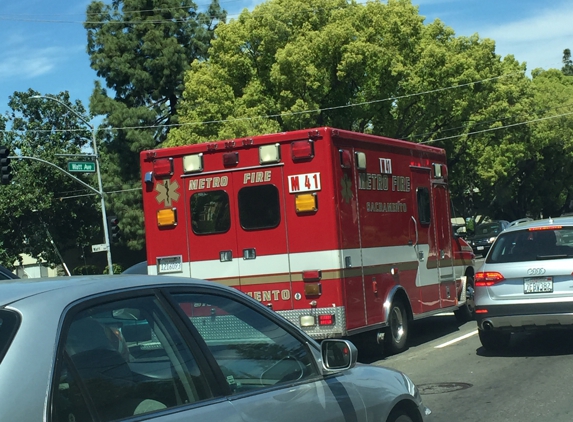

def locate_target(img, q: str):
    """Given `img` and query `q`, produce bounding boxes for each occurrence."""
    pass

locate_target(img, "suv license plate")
[524,277,553,294]
[157,256,183,274]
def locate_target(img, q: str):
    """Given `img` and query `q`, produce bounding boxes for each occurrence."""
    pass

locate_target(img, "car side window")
[52,296,212,422]
[171,293,320,394]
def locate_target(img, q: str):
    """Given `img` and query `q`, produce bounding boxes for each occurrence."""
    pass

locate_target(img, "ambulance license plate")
[524,277,553,294]
[157,256,183,274]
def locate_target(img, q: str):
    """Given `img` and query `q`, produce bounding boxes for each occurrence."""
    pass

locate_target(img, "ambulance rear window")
[239,185,280,230]
[191,191,231,234]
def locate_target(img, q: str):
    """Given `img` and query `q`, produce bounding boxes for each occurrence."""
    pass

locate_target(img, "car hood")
[339,363,424,417]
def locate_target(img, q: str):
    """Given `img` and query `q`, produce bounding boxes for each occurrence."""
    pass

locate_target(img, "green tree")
[168,0,534,221]
[523,69,573,217]
[84,0,226,249]
[562,48,573,76]
[0,90,103,269]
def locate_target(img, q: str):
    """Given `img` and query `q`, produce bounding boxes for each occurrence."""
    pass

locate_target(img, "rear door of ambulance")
[184,143,293,311]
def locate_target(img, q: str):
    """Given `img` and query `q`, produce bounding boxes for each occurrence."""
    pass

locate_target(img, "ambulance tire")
[454,275,475,323]
[384,300,409,355]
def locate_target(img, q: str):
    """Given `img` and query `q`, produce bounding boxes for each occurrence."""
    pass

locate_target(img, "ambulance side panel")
[329,129,453,332]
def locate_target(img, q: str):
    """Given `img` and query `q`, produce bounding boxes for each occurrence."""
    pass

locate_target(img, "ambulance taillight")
[302,270,322,281]
[303,270,322,296]
[291,140,314,161]
[153,158,173,177]
[318,314,335,326]
[223,152,239,167]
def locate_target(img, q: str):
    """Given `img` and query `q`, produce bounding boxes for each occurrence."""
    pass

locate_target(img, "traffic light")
[0,146,12,185]
[108,216,121,242]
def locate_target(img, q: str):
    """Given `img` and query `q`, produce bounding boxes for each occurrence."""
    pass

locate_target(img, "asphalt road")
[360,314,573,422]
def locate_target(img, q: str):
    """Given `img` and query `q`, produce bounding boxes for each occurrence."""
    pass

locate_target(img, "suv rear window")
[0,310,20,364]
[487,227,573,263]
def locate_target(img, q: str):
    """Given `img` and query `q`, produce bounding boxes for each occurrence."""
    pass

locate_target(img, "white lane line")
[434,330,478,348]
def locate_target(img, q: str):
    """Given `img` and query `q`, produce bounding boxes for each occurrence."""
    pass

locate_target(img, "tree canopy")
[168,0,553,220]
[84,0,226,249]
[0,90,103,269]
[563,49,573,76]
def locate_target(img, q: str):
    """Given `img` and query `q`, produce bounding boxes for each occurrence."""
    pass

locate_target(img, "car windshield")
[473,222,503,237]
[487,227,573,263]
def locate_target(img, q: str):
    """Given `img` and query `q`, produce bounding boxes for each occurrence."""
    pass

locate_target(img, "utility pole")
[31,95,114,274]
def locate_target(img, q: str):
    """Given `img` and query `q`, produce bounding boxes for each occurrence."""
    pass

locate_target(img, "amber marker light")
[295,193,318,213]
[157,208,177,227]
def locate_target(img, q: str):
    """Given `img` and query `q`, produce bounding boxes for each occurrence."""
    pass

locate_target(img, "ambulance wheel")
[454,275,475,322]
[384,300,409,355]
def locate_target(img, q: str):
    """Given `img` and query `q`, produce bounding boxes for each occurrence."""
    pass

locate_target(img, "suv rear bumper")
[477,313,573,331]
[476,302,573,330]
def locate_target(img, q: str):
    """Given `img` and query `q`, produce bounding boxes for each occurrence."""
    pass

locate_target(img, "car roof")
[122,261,148,274]
[501,216,573,234]
[0,265,18,280]
[477,220,509,227]
[0,275,228,307]
[508,217,534,227]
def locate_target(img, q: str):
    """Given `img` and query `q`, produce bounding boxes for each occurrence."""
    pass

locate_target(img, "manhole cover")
[417,382,473,395]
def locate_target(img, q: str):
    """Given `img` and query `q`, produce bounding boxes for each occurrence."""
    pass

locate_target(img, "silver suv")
[474,217,573,351]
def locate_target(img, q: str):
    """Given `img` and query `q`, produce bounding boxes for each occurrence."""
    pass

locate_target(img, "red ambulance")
[140,127,476,354]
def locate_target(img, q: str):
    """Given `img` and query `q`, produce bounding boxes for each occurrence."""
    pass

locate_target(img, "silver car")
[0,275,430,422]
[474,217,573,351]
[0,264,17,280]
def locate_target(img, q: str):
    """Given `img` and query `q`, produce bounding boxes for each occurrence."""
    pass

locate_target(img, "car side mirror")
[321,339,358,371]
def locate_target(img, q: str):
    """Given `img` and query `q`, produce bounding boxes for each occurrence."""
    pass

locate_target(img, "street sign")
[92,243,109,253]
[68,161,96,173]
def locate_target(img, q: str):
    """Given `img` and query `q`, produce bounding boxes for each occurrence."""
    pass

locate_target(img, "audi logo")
[527,268,546,275]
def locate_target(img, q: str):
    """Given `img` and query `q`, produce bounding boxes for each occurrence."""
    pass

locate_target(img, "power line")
[420,110,573,144]
[409,100,573,142]
[1,72,520,134]
[56,187,140,201]
[7,71,572,144]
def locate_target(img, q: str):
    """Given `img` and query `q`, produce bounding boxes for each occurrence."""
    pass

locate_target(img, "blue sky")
[1,0,572,117]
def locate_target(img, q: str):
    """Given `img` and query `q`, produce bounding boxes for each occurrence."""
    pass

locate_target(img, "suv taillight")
[475,271,505,287]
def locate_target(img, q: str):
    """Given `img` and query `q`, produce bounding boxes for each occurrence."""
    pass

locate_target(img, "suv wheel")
[454,276,475,322]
